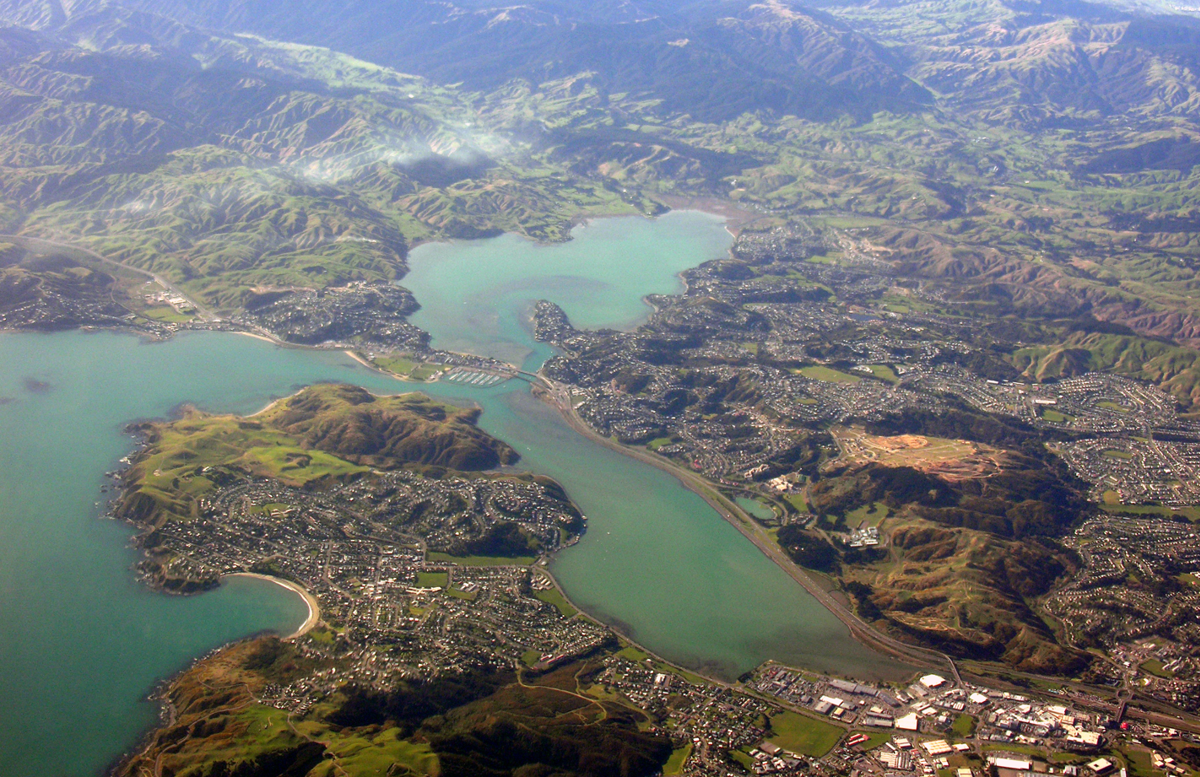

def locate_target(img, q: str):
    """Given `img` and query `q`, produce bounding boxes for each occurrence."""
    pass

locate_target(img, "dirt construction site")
[829,426,1009,482]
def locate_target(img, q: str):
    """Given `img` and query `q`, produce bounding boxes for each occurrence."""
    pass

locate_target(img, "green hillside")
[119,384,517,528]
[2,0,1200,352]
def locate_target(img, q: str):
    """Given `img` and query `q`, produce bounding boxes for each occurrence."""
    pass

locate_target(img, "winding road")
[0,233,217,321]
[532,375,960,680]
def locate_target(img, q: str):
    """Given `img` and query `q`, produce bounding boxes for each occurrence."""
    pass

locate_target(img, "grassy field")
[139,305,196,324]
[647,436,677,451]
[798,366,861,384]
[377,355,416,374]
[416,571,449,588]
[767,711,843,757]
[785,494,810,513]
[618,646,651,663]
[1101,504,1200,522]
[1041,409,1073,424]
[846,502,890,529]
[1139,659,1175,679]
[730,749,755,770]
[534,587,578,618]
[374,355,448,382]
[665,744,693,775]
[850,730,891,750]
[410,364,445,381]
[952,713,976,738]
[1118,748,1159,777]
[865,364,898,383]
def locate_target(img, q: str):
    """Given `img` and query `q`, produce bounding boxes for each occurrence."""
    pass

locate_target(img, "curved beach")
[224,573,320,639]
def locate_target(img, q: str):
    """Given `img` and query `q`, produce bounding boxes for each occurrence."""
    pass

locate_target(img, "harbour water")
[0,211,900,776]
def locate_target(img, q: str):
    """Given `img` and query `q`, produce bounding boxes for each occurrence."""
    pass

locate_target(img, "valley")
[2,0,1200,775]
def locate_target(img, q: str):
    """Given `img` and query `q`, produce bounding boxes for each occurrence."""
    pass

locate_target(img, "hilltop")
[263,384,515,471]
[118,384,517,531]
[2,0,1200,363]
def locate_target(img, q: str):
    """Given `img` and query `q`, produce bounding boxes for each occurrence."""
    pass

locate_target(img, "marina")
[442,367,509,386]
[0,212,888,777]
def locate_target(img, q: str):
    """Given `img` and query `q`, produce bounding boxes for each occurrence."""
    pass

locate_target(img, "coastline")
[342,347,431,383]
[533,378,951,680]
[344,348,376,372]
[535,563,748,689]
[249,394,289,418]
[224,572,320,639]
[652,194,766,236]
[22,205,884,777]
[232,330,284,346]
[246,363,428,417]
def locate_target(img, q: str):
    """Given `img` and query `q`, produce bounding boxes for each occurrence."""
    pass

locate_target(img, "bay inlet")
[0,211,897,777]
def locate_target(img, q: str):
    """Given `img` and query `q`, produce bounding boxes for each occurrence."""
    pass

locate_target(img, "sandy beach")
[652,196,765,235]
[249,394,289,417]
[232,330,286,346]
[343,349,378,372]
[224,573,320,639]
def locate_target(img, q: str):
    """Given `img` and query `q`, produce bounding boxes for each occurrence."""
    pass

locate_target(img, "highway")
[533,373,962,679]
[0,233,217,322]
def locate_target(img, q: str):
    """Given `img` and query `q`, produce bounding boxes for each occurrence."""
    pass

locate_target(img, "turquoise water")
[405,211,733,369]
[403,214,900,680]
[0,331,408,776]
[0,211,901,777]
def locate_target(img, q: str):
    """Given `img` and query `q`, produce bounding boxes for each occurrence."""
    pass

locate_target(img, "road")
[0,233,218,321]
[532,375,961,680]
[529,377,1200,733]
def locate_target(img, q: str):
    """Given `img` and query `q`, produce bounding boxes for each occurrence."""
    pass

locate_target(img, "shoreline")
[245,363,429,418]
[652,194,767,236]
[60,203,927,677]
[344,348,377,373]
[533,378,951,680]
[342,348,437,384]
[232,330,284,346]
[249,392,290,418]
[224,572,320,639]
[534,563,749,689]
[13,202,1190,772]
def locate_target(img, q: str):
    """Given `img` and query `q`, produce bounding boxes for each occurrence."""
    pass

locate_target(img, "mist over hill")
[0,0,1197,341]
[7,0,1200,774]
[105,0,932,122]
